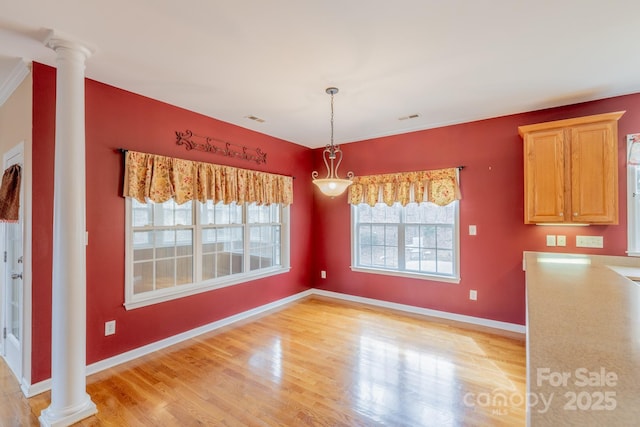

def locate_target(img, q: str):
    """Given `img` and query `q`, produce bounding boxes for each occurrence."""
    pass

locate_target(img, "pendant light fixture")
[312,87,354,197]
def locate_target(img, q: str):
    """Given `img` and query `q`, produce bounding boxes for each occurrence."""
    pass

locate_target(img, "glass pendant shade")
[312,87,354,197]
[312,178,353,197]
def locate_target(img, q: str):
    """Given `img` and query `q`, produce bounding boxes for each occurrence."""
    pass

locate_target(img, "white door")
[2,145,23,380]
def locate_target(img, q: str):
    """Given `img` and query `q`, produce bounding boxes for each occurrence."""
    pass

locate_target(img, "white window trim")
[627,136,640,257]
[350,201,461,284]
[124,199,291,310]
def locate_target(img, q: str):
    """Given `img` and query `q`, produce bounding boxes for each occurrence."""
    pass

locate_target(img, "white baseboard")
[22,287,524,397]
[312,289,527,334]
[22,377,50,398]
[23,290,313,397]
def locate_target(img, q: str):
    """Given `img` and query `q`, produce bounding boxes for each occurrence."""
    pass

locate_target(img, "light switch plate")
[469,225,477,235]
[546,235,556,246]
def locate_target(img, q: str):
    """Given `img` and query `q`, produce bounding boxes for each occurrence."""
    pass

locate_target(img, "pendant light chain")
[330,89,335,148]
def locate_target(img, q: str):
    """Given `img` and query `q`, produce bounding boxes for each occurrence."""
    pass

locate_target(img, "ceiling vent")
[398,114,420,121]
[246,115,265,123]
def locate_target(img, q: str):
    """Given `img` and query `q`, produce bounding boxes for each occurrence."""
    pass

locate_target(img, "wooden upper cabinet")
[523,128,565,223]
[518,111,625,224]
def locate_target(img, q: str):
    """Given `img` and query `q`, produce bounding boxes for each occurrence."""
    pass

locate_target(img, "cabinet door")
[524,129,566,223]
[570,121,618,223]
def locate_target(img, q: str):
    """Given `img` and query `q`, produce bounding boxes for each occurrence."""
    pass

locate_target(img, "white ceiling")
[2,1,640,148]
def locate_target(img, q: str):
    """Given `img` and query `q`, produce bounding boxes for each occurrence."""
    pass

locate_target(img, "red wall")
[31,63,314,383]
[311,95,640,325]
[31,59,640,384]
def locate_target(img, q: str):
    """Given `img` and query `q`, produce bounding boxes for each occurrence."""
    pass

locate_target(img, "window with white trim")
[125,198,289,309]
[351,201,460,282]
[627,134,640,256]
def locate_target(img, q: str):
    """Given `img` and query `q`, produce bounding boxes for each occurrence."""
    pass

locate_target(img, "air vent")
[398,114,420,121]
[245,115,265,123]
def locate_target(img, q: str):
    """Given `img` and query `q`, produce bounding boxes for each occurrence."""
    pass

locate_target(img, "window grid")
[127,198,288,308]
[352,202,459,281]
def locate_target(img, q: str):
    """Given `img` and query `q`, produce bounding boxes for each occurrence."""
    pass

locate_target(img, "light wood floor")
[1,297,526,426]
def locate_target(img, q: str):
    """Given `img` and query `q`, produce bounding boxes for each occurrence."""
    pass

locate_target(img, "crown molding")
[0,58,29,108]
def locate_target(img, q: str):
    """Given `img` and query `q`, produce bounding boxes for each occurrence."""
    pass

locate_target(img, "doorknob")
[11,273,22,280]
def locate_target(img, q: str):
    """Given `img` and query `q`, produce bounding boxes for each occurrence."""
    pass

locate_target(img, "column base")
[39,395,97,427]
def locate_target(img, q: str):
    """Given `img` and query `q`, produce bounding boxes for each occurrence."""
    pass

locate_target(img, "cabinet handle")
[559,212,564,216]
[573,212,578,216]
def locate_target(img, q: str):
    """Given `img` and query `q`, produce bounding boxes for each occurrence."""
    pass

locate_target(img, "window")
[351,201,459,282]
[627,135,640,256]
[125,198,289,309]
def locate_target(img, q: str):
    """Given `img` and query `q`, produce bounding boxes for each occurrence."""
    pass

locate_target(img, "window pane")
[133,231,153,261]
[176,230,193,256]
[384,246,398,268]
[405,225,419,249]
[372,246,385,266]
[156,259,175,289]
[216,253,232,277]
[422,226,436,248]
[270,204,280,223]
[156,230,176,258]
[202,253,216,280]
[201,201,216,225]
[231,253,243,274]
[437,250,453,274]
[174,201,193,225]
[132,200,152,226]
[248,203,274,224]
[385,225,397,246]
[405,203,420,223]
[359,245,372,266]
[358,204,372,222]
[176,256,193,285]
[133,261,154,294]
[359,225,372,247]
[437,226,453,250]
[371,205,387,223]
[371,225,385,245]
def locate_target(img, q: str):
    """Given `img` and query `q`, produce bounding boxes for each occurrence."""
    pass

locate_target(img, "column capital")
[45,30,95,60]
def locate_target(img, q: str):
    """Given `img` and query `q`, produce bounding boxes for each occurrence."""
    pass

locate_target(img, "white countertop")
[524,252,640,426]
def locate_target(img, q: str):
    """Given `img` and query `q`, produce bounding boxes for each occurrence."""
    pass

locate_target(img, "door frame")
[1,140,32,393]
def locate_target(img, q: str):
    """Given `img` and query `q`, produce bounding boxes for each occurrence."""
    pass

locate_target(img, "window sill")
[124,266,291,310]
[350,266,460,284]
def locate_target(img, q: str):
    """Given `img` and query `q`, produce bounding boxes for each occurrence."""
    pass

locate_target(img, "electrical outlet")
[321,270,326,279]
[546,235,556,246]
[576,236,604,248]
[557,235,566,246]
[469,290,477,301]
[105,320,116,336]
[469,225,477,235]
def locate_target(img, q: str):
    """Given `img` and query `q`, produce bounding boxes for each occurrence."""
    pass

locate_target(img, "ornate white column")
[40,33,97,427]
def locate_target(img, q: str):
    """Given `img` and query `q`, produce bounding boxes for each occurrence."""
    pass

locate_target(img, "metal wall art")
[176,129,267,165]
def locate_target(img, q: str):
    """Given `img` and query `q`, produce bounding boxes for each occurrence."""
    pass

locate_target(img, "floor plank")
[1,297,526,426]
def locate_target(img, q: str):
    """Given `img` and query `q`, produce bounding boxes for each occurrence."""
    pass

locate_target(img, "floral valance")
[348,167,461,207]
[123,150,293,206]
